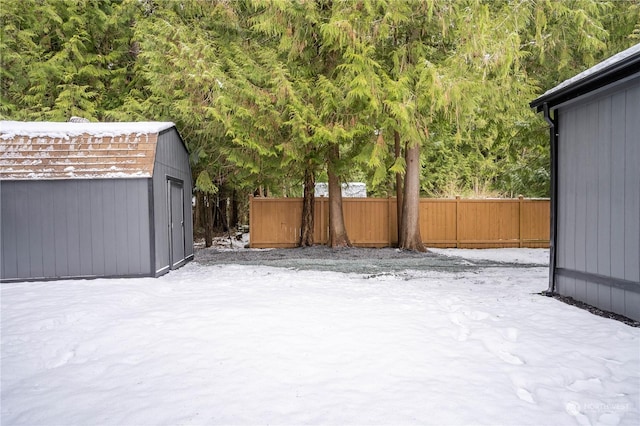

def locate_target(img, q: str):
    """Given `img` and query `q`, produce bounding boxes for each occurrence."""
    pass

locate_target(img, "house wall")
[152,128,194,276]
[555,74,640,320]
[0,179,152,281]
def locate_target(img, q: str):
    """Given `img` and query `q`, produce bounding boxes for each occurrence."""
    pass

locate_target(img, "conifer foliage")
[1,0,139,120]
[1,0,637,249]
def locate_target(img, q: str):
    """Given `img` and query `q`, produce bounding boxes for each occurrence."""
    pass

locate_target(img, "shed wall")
[555,75,640,320]
[0,179,152,281]
[152,128,193,275]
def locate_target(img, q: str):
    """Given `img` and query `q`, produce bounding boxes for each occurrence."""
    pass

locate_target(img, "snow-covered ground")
[429,247,550,265]
[1,249,638,426]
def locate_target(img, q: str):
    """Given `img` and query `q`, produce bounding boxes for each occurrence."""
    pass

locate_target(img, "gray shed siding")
[0,179,152,281]
[555,75,640,320]
[151,128,194,276]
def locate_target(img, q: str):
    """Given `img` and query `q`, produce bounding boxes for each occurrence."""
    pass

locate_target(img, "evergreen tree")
[1,0,139,120]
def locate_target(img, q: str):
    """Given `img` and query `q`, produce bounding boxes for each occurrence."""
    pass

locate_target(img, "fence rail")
[249,196,549,249]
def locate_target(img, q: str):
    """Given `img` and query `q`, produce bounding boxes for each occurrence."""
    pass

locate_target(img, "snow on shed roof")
[0,121,176,180]
[531,43,640,111]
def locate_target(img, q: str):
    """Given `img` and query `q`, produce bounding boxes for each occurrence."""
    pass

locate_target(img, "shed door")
[168,179,185,269]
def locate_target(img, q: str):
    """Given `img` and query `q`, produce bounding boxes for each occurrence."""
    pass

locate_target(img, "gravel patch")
[194,245,546,275]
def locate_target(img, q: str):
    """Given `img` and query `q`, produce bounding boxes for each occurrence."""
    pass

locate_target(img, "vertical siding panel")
[574,104,588,274]
[139,180,151,273]
[597,283,612,311]
[91,180,106,275]
[624,85,640,282]
[562,109,576,293]
[597,96,612,276]
[574,279,587,302]
[126,181,142,274]
[15,182,30,278]
[114,182,129,274]
[558,276,574,298]
[102,180,118,274]
[53,181,68,277]
[27,183,44,278]
[65,181,81,276]
[610,91,626,280]
[585,279,599,306]
[154,164,169,272]
[585,102,599,274]
[624,290,640,320]
[556,111,566,270]
[41,182,56,278]
[78,182,93,276]
[1,183,18,279]
[611,287,626,316]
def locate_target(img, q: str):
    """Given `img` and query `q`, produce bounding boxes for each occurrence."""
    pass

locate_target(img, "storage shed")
[531,44,640,321]
[0,121,193,282]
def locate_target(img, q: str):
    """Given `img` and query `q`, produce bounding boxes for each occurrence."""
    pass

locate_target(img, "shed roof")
[530,43,640,112]
[0,121,175,180]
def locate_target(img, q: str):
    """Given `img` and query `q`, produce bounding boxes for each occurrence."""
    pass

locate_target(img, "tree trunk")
[195,191,203,233]
[204,194,213,247]
[399,141,426,252]
[327,145,351,248]
[230,189,238,230]
[219,196,229,232]
[394,130,403,245]
[212,195,222,233]
[300,165,315,247]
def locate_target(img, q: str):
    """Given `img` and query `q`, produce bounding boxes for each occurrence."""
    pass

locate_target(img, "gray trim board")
[155,265,171,277]
[556,268,640,293]
[546,73,640,114]
[148,178,156,275]
[531,44,640,111]
[544,103,559,293]
[1,272,156,283]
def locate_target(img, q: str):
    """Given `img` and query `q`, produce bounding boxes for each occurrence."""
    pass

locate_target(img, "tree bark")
[399,141,426,252]
[327,145,351,248]
[230,189,238,230]
[300,165,315,247]
[204,194,213,247]
[394,130,403,245]
[195,191,203,233]
[219,195,229,232]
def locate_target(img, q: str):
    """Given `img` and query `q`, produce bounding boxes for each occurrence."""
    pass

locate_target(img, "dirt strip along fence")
[249,196,550,249]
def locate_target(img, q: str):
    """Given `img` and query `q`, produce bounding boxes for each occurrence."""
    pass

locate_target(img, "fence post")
[387,197,392,247]
[320,197,327,244]
[455,195,460,248]
[249,195,254,248]
[518,195,524,248]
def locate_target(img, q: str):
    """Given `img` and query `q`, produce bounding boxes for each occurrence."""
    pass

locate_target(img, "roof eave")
[530,53,640,112]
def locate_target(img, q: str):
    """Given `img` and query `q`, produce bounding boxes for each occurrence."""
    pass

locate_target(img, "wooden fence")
[249,196,550,249]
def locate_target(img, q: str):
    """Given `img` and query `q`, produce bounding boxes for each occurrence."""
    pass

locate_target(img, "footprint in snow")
[47,349,75,369]
[464,310,490,321]
[567,377,603,392]
[496,349,525,365]
[448,313,470,342]
[437,297,462,313]
[500,327,519,342]
[516,387,535,403]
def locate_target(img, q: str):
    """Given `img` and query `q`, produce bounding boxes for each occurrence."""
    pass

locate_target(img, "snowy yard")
[1,248,638,425]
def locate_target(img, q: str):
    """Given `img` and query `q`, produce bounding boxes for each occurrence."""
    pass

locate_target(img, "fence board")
[420,199,457,247]
[249,196,550,249]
